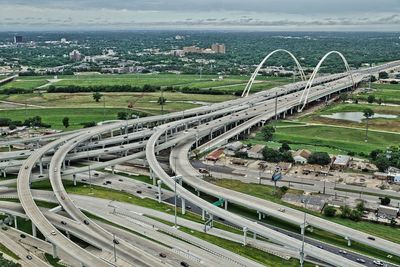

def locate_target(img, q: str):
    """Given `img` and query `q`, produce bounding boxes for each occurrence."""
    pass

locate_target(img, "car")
[61,221,67,225]
[83,220,89,225]
[94,173,99,177]
[24,165,29,170]
[1,226,8,231]
[26,255,33,260]
[373,260,384,266]
[60,195,65,200]
[180,262,189,267]
[368,236,376,241]
[51,231,56,236]
[118,179,123,182]
[20,234,26,238]
[159,253,167,258]
[106,180,112,184]
[339,250,347,255]
[54,168,57,172]
[278,208,285,212]
[356,258,366,264]
[136,190,142,194]
[113,239,119,244]
[317,245,323,249]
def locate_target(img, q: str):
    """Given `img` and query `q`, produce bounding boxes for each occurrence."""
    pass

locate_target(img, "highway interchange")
[0,52,400,267]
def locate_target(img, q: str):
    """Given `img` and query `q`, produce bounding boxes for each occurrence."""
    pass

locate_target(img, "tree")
[369,149,383,160]
[367,95,375,104]
[262,147,281,162]
[356,201,365,212]
[349,209,362,221]
[157,96,166,105]
[340,205,352,218]
[363,108,374,142]
[93,91,103,102]
[378,71,389,79]
[377,98,382,105]
[117,111,128,120]
[279,142,291,152]
[381,196,391,206]
[62,117,69,128]
[308,152,331,165]
[339,93,348,103]
[280,151,294,163]
[324,205,337,217]
[261,125,275,141]
[370,75,377,82]
[374,155,390,172]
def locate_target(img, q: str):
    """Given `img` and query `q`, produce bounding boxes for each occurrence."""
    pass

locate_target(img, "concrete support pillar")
[253,232,257,240]
[111,166,115,174]
[224,199,228,210]
[153,176,156,186]
[73,174,77,186]
[258,211,262,220]
[52,243,58,259]
[66,231,70,239]
[196,190,200,197]
[62,160,66,170]
[202,209,205,221]
[157,180,162,203]
[32,223,37,237]
[110,130,113,137]
[2,170,5,178]
[243,227,248,246]
[181,198,186,215]
[39,157,43,175]
[345,236,351,246]
[283,111,286,119]
[13,216,17,229]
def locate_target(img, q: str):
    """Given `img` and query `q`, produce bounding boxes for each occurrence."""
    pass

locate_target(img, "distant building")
[69,50,82,61]
[224,141,243,156]
[14,35,23,43]
[60,38,67,43]
[206,148,224,161]
[183,46,202,53]
[373,172,389,180]
[211,43,226,54]
[332,155,351,170]
[247,144,265,159]
[377,205,399,220]
[170,50,185,57]
[292,149,311,164]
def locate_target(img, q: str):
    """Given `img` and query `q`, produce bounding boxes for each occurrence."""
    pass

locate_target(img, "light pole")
[300,197,308,267]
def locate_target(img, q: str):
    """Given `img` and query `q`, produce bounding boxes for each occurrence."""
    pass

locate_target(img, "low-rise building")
[206,148,223,161]
[377,205,399,219]
[332,155,351,170]
[224,141,243,156]
[292,149,311,164]
[247,144,265,159]
[373,172,389,180]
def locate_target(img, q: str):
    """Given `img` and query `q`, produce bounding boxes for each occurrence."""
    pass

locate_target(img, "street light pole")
[300,198,308,267]
[171,174,182,228]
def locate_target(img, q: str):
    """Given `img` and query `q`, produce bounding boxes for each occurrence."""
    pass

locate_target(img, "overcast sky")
[1,0,400,31]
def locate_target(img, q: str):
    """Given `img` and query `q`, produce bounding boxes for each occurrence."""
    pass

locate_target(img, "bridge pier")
[52,242,58,259]
[224,199,228,210]
[202,209,205,221]
[39,157,43,175]
[73,174,77,186]
[181,198,186,215]
[32,223,37,237]
[242,226,248,246]
[111,165,115,174]
[13,216,17,229]
[157,180,162,203]
[345,236,351,246]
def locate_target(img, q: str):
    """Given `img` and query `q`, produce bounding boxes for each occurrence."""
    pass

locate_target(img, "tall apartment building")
[69,50,82,61]
[211,43,226,54]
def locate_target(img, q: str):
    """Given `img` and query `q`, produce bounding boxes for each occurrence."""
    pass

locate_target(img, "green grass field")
[0,73,290,93]
[301,103,400,132]
[357,83,400,104]
[0,108,129,130]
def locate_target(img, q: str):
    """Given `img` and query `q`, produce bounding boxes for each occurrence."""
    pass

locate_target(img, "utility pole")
[300,199,308,267]
[274,91,278,123]
[103,94,106,121]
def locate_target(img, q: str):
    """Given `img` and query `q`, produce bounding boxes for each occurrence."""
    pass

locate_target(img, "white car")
[373,260,384,266]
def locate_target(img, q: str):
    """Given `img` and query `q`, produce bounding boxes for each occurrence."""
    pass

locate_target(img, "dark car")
[61,221,67,225]
[26,255,33,260]
[83,220,90,225]
[180,262,189,267]
[159,253,166,258]
[113,239,119,244]
[20,234,26,238]
[368,236,376,241]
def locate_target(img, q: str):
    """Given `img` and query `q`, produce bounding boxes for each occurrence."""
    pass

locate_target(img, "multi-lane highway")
[1,52,399,267]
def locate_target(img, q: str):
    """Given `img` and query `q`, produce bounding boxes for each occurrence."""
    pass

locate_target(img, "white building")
[69,50,81,61]
[292,149,311,164]
[247,144,265,159]
[224,141,243,156]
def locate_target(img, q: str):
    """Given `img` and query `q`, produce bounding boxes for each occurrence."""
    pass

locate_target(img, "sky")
[1,0,400,31]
